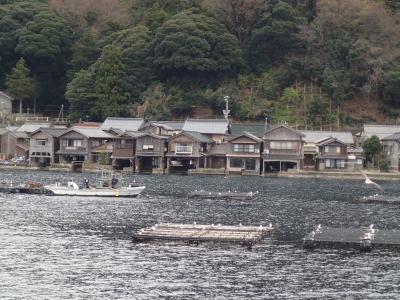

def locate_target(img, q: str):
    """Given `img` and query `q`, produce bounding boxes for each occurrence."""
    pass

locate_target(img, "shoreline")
[0,165,398,181]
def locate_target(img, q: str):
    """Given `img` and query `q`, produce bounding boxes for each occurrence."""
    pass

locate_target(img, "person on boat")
[84,178,89,189]
[111,176,118,189]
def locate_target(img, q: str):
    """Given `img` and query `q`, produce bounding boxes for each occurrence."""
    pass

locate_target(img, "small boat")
[44,170,145,198]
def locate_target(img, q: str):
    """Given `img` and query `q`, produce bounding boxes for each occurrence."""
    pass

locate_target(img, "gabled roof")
[382,132,400,141]
[11,131,29,139]
[60,127,114,139]
[182,118,229,135]
[301,130,354,144]
[264,125,305,137]
[120,131,147,138]
[17,123,52,133]
[228,131,262,143]
[231,123,265,137]
[135,132,169,140]
[361,125,400,140]
[171,131,214,143]
[0,91,14,100]
[101,117,145,132]
[30,127,67,138]
[316,137,346,146]
[141,121,184,131]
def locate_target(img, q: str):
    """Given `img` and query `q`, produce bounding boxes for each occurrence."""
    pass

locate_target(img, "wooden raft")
[132,223,273,247]
[189,190,259,200]
[303,225,400,252]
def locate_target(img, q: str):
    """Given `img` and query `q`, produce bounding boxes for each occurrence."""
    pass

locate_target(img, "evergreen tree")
[5,58,38,114]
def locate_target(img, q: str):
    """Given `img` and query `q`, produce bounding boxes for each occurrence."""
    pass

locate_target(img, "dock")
[188,190,258,200]
[303,225,400,252]
[132,223,273,248]
[0,183,52,195]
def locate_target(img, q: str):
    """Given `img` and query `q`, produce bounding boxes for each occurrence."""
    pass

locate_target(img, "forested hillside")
[0,0,399,128]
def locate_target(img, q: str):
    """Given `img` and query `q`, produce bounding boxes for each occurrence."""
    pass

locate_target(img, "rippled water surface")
[1,170,400,299]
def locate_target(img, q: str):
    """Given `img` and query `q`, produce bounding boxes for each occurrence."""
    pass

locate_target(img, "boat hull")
[44,186,145,198]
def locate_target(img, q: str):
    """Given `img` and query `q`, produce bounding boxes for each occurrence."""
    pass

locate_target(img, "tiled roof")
[17,123,52,133]
[265,125,305,137]
[31,127,67,137]
[101,117,145,132]
[182,118,229,135]
[148,121,184,131]
[175,131,214,143]
[381,132,400,141]
[228,131,262,143]
[63,127,114,139]
[231,124,265,137]
[0,91,14,100]
[363,125,400,140]
[301,130,354,144]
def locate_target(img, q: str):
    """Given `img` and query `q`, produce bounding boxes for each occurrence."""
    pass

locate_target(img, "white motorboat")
[44,171,145,198]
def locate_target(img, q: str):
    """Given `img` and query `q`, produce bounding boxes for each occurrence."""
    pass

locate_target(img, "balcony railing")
[175,145,193,154]
[265,148,300,155]
[64,146,86,151]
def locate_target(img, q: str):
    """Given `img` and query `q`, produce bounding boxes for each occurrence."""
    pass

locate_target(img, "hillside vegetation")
[0,0,399,128]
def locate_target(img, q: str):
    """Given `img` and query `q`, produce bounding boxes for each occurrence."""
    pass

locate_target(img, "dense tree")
[5,58,38,114]
[247,0,302,71]
[362,135,381,166]
[383,69,400,105]
[152,8,243,77]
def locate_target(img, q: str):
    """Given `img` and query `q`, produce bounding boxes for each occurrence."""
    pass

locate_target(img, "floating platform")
[303,225,400,252]
[188,190,258,200]
[0,184,52,195]
[132,223,273,248]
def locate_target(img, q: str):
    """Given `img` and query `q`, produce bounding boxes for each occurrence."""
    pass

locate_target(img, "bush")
[378,159,389,172]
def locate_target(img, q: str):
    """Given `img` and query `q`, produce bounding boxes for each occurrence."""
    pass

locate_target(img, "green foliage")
[383,69,400,105]
[5,57,38,102]
[362,135,381,165]
[248,1,302,71]
[378,159,389,172]
[92,45,128,120]
[65,69,96,121]
[152,8,243,75]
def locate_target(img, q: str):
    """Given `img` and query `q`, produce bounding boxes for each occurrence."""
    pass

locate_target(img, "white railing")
[175,145,193,154]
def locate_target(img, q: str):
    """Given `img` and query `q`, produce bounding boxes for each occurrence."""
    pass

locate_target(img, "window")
[36,139,47,146]
[230,158,243,168]
[91,140,100,147]
[143,144,154,150]
[233,144,255,153]
[245,159,256,170]
[325,159,331,168]
[270,141,298,150]
[326,146,340,153]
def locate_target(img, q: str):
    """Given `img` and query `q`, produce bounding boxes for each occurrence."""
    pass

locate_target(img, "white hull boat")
[45,181,145,198]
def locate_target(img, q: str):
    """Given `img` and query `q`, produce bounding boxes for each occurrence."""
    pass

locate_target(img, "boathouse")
[135,132,168,173]
[29,127,66,166]
[226,132,262,175]
[262,125,304,173]
[166,131,214,173]
[111,131,142,170]
[57,127,114,166]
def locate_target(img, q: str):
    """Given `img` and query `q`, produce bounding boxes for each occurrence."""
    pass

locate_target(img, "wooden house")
[135,132,168,173]
[382,133,400,171]
[139,121,184,136]
[316,137,348,170]
[57,128,114,165]
[166,131,214,173]
[262,125,304,173]
[29,127,66,166]
[225,132,262,175]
